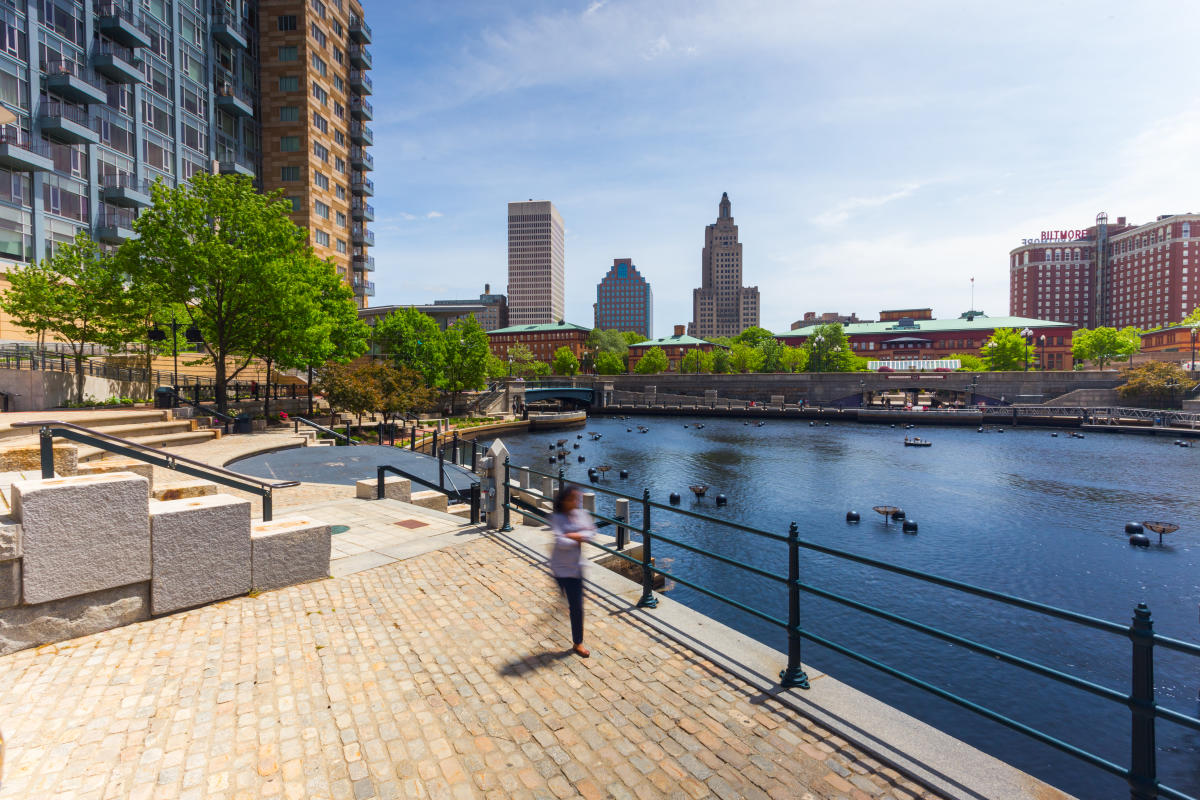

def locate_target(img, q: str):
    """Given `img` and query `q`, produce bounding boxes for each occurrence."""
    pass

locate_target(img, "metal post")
[500,457,513,531]
[469,482,480,524]
[376,465,385,500]
[438,445,445,491]
[637,489,657,608]
[262,490,273,522]
[345,423,351,445]
[1128,603,1157,800]
[780,521,811,688]
[38,426,54,478]
[615,498,629,551]
[431,429,438,458]
[410,426,416,451]
[377,421,383,445]
[452,431,460,465]
[471,440,479,472]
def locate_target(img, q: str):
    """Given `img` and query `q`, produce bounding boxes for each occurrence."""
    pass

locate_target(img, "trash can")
[154,386,176,409]
[233,413,252,434]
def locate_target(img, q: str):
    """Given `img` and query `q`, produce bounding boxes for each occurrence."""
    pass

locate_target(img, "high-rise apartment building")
[688,192,759,339]
[507,200,564,326]
[1009,212,1200,330]
[260,0,373,307]
[594,258,652,337]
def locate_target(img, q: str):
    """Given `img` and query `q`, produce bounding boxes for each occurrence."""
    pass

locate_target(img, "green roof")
[488,321,591,335]
[629,333,714,348]
[776,313,1074,337]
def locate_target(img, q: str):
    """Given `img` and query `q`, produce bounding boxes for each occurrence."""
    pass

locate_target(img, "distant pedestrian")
[549,485,596,657]
[250,380,259,400]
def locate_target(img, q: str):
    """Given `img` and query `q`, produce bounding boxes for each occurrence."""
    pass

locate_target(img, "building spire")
[719,192,731,219]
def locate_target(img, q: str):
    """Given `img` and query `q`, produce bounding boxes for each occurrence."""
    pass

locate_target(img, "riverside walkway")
[0,518,944,800]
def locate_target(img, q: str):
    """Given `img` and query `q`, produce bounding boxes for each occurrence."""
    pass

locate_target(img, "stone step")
[0,410,172,443]
[409,489,448,513]
[77,429,220,462]
[151,479,218,501]
[250,516,331,592]
[446,503,471,519]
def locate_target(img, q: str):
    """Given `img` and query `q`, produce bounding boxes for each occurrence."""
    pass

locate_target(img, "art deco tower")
[689,193,759,339]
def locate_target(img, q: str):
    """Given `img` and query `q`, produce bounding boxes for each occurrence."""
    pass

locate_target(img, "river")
[494,414,1200,799]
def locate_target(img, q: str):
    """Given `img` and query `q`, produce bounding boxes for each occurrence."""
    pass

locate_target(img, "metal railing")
[500,460,1200,800]
[293,416,354,445]
[16,421,298,520]
[164,388,233,433]
[100,173,152,192]
[40,100,96,128]
[0,129,51,156]
[377,464,480,522]
[95,40,139,64]
[43,57,105,88]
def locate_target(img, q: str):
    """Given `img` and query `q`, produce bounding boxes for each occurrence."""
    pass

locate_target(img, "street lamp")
[1039,335,1046,370]
[812,333,824,373]
[1020,327,1033,371]
[148,313,203,389]
[1190,324,1198,372]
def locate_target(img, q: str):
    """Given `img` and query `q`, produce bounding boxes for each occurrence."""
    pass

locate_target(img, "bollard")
[1128,603,1157,800]
[780,521,810,688]
[410,426,416,451]
[501,458,513,532]
[39,426,54,478]
[438,445,446,490]
[519,467,530,490]
[452,431,460,465]
[431,428,438,458]
[637,489,657,608]
[615,498,629,550]
[377,421,384,445]
[542,475,555,498]
[581,491,595,513]
[469,482,481,524]
[471,440,479,471]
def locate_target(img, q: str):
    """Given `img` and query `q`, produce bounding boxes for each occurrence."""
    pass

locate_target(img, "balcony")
[39,101,99,145]
[217,149,256,178]
[349,16,372,44]
[352,253,375,272]
[350,97,373,120]
[93,42,143,84]
[351,200,374,221]
[100,174,152,208]
[349,121,373,146]
[44,59,108,105]
[351,176,374,196]
[96,2,151,49]
[350,147,373,171]
[95,210,137,243]
[351,226,374,247]
[214,83,253,118]
[352,277,375,297]
[0,131,54,172]
[211,12,248,49]
[349,44,372,69]
[349,70,372,95]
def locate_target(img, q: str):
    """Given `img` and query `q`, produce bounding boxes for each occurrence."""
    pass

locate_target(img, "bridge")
[520,385,596,406]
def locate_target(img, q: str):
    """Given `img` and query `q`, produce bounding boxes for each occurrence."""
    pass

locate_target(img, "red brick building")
[487,321,590,365]
[627,326,718,372]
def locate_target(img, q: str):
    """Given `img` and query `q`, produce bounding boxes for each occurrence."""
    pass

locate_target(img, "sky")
[360,0,1200,337]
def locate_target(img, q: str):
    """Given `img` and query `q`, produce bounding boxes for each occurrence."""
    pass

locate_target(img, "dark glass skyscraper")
[594,257,652,337]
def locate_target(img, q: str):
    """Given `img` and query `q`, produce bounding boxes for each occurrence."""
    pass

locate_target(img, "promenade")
[0,515,940,800]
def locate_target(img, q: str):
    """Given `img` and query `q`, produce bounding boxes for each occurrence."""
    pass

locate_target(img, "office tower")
[688,192,759,339]
[260,0,373,307]
[507,200,564,325]
[594,258,652,337]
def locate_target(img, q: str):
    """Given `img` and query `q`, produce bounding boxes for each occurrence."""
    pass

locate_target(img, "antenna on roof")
[970,277,975,316]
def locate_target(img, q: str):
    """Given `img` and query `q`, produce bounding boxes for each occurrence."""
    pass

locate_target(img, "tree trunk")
[74,351,85,402]
[214,354,227,415]
[263,358,272,422]
[307,365,314,417]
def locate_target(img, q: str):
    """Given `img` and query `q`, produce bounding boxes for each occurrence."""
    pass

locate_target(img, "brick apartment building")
[627,325,717,372]
[487,320,589,365]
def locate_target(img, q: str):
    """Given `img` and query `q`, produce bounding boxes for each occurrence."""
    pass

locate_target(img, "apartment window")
[312,112,328,133]
[277,46,298,62]
[311,55,327,76]
[333,102,344,119]
[279,136,300,152]
[335,185,346,200]
[311,0,326,19]
[336,239,347,254]
[279,105,299,122]
[331,20,342,36]
[335,211,346,227]
[332,48,343,65]
[280,165,300,181]
[278,75,299,91]
[311,83,328,104]
[310,23,327,48]
[286,196,301,212]
[314,171,329,189]
[313,142,329,161]
[314,230,330,246]
[314,200,330,219]
[333,75,344,92]
[278,15,297,30]
[333,130,345,146]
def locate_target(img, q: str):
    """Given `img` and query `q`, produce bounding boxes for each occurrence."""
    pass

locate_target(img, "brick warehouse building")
[487,320,590,365]
[777,311,1075,370]
[627,326,717,372]
[594,258,653,337]
[1010,212,1200,330]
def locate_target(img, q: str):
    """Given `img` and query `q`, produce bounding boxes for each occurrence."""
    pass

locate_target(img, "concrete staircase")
[0,410,221,464]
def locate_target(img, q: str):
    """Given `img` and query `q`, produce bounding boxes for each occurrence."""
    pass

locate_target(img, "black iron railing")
[293,416,354,445]
[500,460,1200,800]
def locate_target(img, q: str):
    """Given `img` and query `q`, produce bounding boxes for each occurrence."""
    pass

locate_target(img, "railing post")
[438,444,445,491]
[1128,602,1157,800]
[431,428,438,458]
[780,521,811,689]
[615,498,629,550]
[469,482,480,524]
[38,426,54,478]
[262,489,273,522]
[452,431,460,465]
[377,420,383,445]
[410,425,416,451]
[500,457,513,532]
[471,440,479,472]
[637,489,657,608]
[376,465,385,500]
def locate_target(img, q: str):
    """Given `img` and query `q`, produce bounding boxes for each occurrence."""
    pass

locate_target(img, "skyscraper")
[688,192,759,339]
[507,200,564,325]
[594,258,652,337]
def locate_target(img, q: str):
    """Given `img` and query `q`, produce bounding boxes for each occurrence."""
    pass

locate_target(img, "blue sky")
[361,0,1200,337]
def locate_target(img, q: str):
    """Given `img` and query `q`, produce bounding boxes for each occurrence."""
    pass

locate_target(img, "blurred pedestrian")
[549,485,596,657]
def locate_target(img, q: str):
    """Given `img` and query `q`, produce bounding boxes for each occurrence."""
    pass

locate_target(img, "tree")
[1,232,134,400]
[485,353,508,380]
[756,338,784,372]
[1071,326,1140,369]
[1117,361,1188,408]
[620,331,647,347]
[587,328,629,355]
[950,352,988,372]
[729,342,764,373]
[122,172,316,412]
[711,348,731,374]
[501,343,539,378]
[634,346,668,374]
[780,346,808,373]
[680,348,714,373]
[804,323,854,372]
[315,362,380,429]
[370,307,445,386]
[979,328,1030,371]
[552,346,580,376]
[530,360,552,377]
[733,326,776,348]
[594,351,626,374]
[443,314,490,411]
[361,363,437,427]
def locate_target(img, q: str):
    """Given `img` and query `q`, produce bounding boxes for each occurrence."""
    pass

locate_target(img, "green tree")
[485,352,508,380]
[680,348,714,373]
[803,323,854,372]
[711,348,731,374]
[728,342,764,373]
[1117,361,1188,408]
[979,328,1031,371]
[594,351,626,374]
[530,360,552,377]
[370,307,445,386]
[620,331,647,347]
[780,346,808,373]
[634,346,668,374]
[121,172,316,412]
[361,363,437,427]
[551,346,580,376]
[1071,326,1140,369]
[500,343,539,378]
[316,362,380,430]
[950,352,988,371]
[587,328,629,355]
[756,338,784,372]
[733,326,776,348]
[249,251,326,421]
[442,314,490,411]
[1,232,134,400]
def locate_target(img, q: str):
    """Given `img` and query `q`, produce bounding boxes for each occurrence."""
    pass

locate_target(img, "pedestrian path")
[0,526,941,800]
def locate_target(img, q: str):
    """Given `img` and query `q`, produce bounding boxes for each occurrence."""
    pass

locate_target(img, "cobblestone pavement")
[0,532,940,800]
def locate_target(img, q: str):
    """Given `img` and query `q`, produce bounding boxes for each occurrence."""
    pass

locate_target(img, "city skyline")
[365,0,1200,337]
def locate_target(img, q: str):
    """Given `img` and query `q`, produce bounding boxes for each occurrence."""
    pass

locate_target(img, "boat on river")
[903,437,932,447]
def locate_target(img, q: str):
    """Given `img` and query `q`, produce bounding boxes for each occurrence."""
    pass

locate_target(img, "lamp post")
[1190,324,1198,372]
[812,333,824,373]
[1039,334,1046,370]
[1021,328,1033,371]
[148,313,203,389]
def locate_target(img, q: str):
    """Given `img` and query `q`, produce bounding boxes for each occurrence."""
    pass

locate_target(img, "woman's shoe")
[572,644,590,658]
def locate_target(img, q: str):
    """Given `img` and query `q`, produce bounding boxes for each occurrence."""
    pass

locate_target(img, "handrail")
[377,464,479,522]
[14,420,298,520]
[293,416,354,445]
[166,388,233,433]
[500,460,1200,800]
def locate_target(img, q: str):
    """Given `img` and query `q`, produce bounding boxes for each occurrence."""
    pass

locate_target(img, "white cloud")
[643,34,672,61]
[426,211,444,219]
[583,0,609,16]
[812,182,925,227]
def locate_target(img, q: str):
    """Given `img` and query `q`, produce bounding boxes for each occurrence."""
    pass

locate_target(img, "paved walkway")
[0,528,937,800]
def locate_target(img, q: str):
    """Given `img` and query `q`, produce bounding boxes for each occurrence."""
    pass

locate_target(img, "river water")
[495,415,1200,799]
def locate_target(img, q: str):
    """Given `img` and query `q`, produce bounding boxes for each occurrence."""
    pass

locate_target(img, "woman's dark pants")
[555,576,584,645]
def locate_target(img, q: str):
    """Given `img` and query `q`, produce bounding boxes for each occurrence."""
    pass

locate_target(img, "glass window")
[277,15,297,31]
[279,106,299,122]
[280,166,300,181]
[279,136,300,151]
[277,46,298,62]
[278,75,299,92]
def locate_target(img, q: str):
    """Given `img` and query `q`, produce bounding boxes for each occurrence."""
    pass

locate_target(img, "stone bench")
[149,494,251,615]
[409,490,448,513]
[354,475,411,502]
[251,517,331,592]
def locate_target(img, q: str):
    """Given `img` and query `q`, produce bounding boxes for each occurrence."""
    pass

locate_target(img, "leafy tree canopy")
[804,323,855,372]
[633,346,668,374]
[443,314,490,407]
[980,328,1031,371]
[370,307,446,385]
[728,342,764,373]
[1117,361,1188,408]
[551,346,580,376]
[587,328,629,356]
[733,326,777,348]
[1071,326,1140,369]
[680,348,714,374]
[620,331,647,346]
[594,351,626,374]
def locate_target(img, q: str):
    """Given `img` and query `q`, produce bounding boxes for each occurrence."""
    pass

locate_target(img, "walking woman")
[549,485,596,657]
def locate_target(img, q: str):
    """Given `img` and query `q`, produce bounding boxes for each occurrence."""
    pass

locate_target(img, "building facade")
[260,0,373,307]
[791,311,865,330]
[487,320,589,365]
[777,312,1075,371]
[689,192,759,339]
[507,200,564,326]
[627,325,716,372]
[594,257,652,337]
[434,284,507,331]
[1009,213,1200,331]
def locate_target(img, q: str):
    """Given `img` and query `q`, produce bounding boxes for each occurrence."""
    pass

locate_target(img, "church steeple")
[719,192,731,219]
